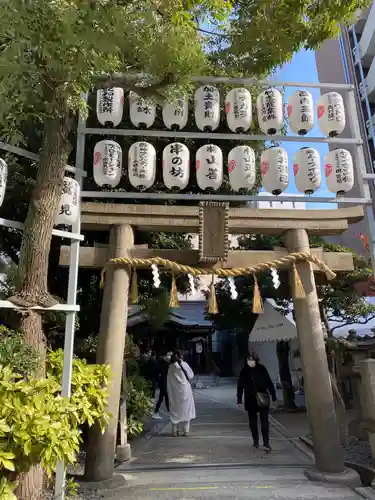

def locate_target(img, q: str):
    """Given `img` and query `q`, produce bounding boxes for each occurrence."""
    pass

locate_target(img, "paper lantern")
[96,88,124,127]
[162,143,190,190]
[260,147,289,195]
[293,148,321,195]
[195,85,220,132]
[93,140,122,188]
[55,177,80,226]
[324,149,354,195]
[287,90,314,135]
[162,98,188,130]
[128,142,156,190]
[225,88,252,133]
[228,145,256,192]
[129,91,156,129]
[0,159,7,208]
[256,88,283,135]
[196,144,223,191]
[317,92,346,137]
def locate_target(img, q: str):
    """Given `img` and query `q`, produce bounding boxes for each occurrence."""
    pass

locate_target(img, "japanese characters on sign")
[96,88,124,127]
[196,144,223,191]
[260,147,289,195]
[228,145,256,192]
[163,98,189,130]
[256,88,284,135]
[288,90,314,136]
[317,92,346,137]
[129,91,156,129]
[0,158,7,208]
[128,141,157,190]
[163,142,190,190]
[324,148,354,195]
[195,85,220,132]
[55,177,80,226]
[293,148,321,195]
[225,88,252,133]
[93,140,122,188]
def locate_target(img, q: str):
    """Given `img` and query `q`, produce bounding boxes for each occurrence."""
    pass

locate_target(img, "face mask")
[247,360,256,368]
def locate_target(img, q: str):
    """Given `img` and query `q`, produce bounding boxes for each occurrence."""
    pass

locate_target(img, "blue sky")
[272,49,334,210]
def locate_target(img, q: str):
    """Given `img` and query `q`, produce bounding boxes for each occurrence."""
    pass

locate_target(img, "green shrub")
[126,373,153,437]
[0,325,39,376]
[0,342,110,496]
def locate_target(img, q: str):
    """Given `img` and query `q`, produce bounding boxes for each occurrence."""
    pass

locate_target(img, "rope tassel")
[169,272,179,308]
[252,274,263,314]
[208,275,218,314]
[129,268,139,304]
[292,264,305,299]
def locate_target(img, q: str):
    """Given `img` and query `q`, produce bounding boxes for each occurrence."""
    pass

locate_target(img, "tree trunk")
[10,104,71,499]
[319,302,348,446]
[276,341,297,410]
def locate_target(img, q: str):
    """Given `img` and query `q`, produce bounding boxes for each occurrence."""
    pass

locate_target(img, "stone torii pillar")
[284,229,360,486]
[85,224,133,482]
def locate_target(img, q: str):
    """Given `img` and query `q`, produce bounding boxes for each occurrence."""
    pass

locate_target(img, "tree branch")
[330,314,375,333]
[197,27,230,38]
[94,72,178,101]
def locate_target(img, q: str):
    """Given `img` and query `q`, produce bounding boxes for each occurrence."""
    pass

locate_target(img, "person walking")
[145,351,158,399]
[152,352,172,420]
[167,350,196,437]
[237,352,276,452]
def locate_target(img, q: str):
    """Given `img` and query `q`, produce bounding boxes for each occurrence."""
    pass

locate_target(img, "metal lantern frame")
[0,75,374,500]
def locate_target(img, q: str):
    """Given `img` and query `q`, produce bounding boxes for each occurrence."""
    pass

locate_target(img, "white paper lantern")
[260,147,289,195]
[228,145,256,192]
[96,88,124,127]
[256,88,284,135]
[93,140,122,188]
[0,159,7,208]
[129,91,156,129]
[162,143,190,190]
[128,142,156,190]
[225,88,252,133]
[293,148,321,195]
[287,90,314,135]
[195,85,220,132]
[55,177,80,226]
[317,92,346,137]
[324,149,354,195]
[162,98,188,130]
[196,144,223,191]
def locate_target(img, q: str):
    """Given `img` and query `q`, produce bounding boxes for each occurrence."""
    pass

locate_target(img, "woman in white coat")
[167,350,196,437]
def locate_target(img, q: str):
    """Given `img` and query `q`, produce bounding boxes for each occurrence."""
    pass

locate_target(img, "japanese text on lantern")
[136,96,152,116]
[203,86,218,120]
[234,89,249,120]
[99,88,114,114]
[169,143,184,178]
[137,143,149,179]
[276,151,287,183]
[328,94,344,123]
[60,180,73,216]
[175,99,185,117]
[103,142,118,177]
[306,150,319,184]
[205,145,219,180]
[299,91,312,124]
[243,147,253,180]
[262,90,276,121]
[336,150,350,184]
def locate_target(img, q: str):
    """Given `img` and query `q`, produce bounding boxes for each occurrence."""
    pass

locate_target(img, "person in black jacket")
[152,352,172,420]
[237,351,276,452]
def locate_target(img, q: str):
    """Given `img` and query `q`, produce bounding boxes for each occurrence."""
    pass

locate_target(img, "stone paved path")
[99,387,365,499]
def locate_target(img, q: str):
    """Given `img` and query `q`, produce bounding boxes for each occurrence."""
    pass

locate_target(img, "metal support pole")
[54,97,87,500]
[346,89,375,274]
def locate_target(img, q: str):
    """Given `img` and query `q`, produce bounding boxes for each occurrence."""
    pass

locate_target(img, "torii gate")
[59,201,363,485]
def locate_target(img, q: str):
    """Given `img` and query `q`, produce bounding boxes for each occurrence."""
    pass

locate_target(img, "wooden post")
[284,229,359,486]
[84,224,133,482]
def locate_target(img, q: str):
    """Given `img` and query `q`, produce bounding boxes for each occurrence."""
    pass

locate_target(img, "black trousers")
[247,406,270,446]
[155,385,170,412]
[151,380,157,398]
